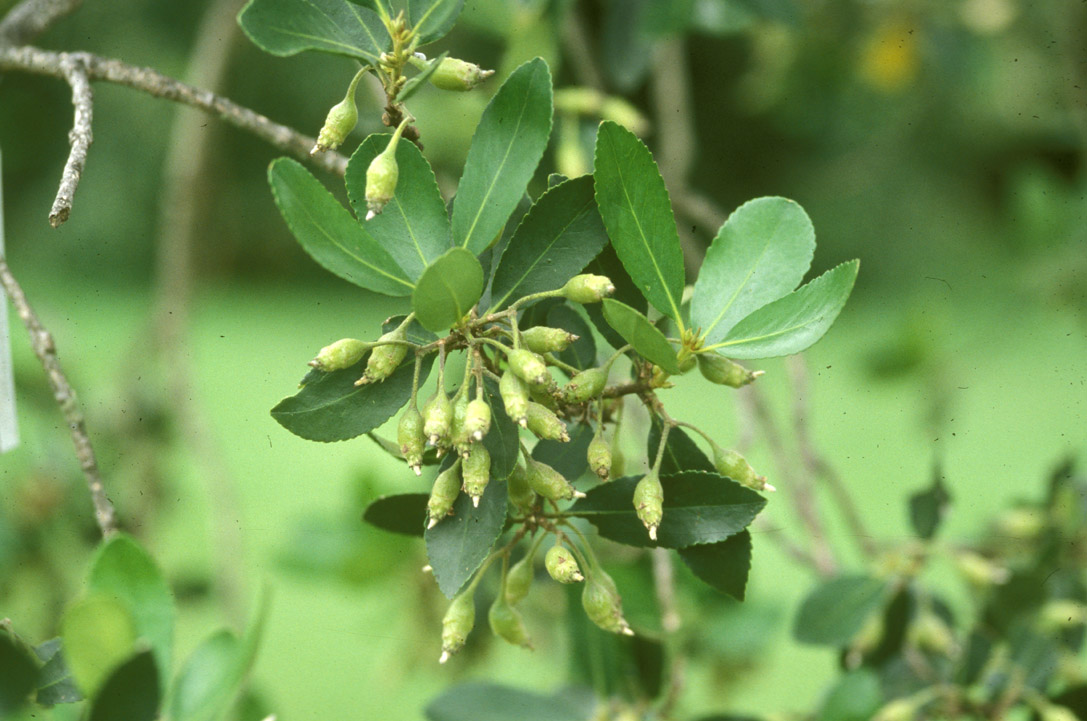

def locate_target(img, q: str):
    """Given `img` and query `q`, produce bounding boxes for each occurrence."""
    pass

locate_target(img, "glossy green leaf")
[399,51,448,102]
[409,0,464,44]
[238,0,389,62]
[593,121,684,321]
[678,530,752,601]
[647,419,714,475]
[271,353,432,442]
[412,248,485,332]
[489,176,608,311]
[362,493,429,537]
[345,134,452,282]
[909,464,952,540]
[569,471,766,549]
[584,244,646,350]
[88,535,174,690]
[87,650,160,721]
[0,631,37,715]
[425,478,507,598]
[481,377,519,480]
[793,575,890,646]
[60,594,137,696]
[425,682,595,721]
[708,260,859,359]
[34,638,83,706]
[269,158,415,296]
[817,669,883,721]
[601,299,681,374]
[452,58,554,255]
[690,197,815,345]
[532,422,594,480]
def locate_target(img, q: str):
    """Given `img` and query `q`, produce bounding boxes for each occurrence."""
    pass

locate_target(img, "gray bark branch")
[49,54,93,227]
[0,0,82,46]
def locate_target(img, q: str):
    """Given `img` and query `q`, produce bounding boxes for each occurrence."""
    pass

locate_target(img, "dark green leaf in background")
[409,0,464,44]
[363,494,429,537]
[34,638,83,706]
[678,530,752,601]
[532,422,594,480]
[547,303,597,372]
[481,377,519,480]
[87,650,160,721]
[793,575,890,646]
[412,248,485,332]
[584,244,646,350]
[601,0,654,91]
[238,0,390,62]
[909,464,952,540]
[601,299,681,374]
[425,682,595,721]
[453,58,554,255]
[425,480,507,598]
[0,631,37,715]
[816,669,883,721]
[647,419,714,475]
[60,594,137,697]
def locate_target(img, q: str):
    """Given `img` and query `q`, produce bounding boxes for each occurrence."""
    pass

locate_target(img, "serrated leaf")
[647,420,714,475]
[593,121,684,321]
[453,58,554,255]
[0,631,38,715]
[489,176,608,311]
[601,299,680,374]
[425,682,596,721]
[425,479,506,598]
[88,535,174,691]
[816,669,883,721]
[412,248,485,332]
[678,530,752,601]
[238,0,389,62]
[691,197,815,345]
[532,422,594,480]
[269,158,415,296]
[409,0,464,44]
[481,377,518,480]
[345,135,451,281]
[34,638,83,707]
[87,650,160,721]
[60,594,137,697]
[708,260,859,359]
[569,471,766,549]
[399,51,448,102]
[909,464,951,540]
[362,494,429,536]
[793,575,889,646]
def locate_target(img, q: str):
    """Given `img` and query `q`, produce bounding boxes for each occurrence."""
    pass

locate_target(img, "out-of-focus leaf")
[60,593,137,696]
[425,480,506,597]
[425,682,595,721]
[908,464,951,540]
[0,631,38,715]
[409,0,465,44]
[362,493,429,536]
[793,576,890,646]
[816,669,883,721]
[34,638,83,706]
[87,650,160,721]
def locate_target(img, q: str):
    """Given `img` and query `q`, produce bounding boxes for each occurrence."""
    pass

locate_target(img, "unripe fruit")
[440,590,475,663]
[505,550,535,605]
[462,446,491,507]
[357,328,407,385]
[522,326,578,354]
[526,402,569,442]
[529,382,559,410]
[500,371,530,427]
[464,398,492,442]
[427,461,462,528]
[312,86,359,154]
[365,147,398,220]
[563,274,615,304]
[713,448,774,492]
[1042,706,1080,721]
[398,405,426,475]
[507,349,550,387]
[507,463,537,513]
[450,392,472,457]
[954,550,1011,587]
[309,338,370,371]
[633,472,664,541]
[525,459,584,502]
[697,353,762,388]
[582,570,632,635]
[545,545,583,583]
[587,435,612,481]
[562,366,608,404]
[422,389,453,448]
[676,352,697,374]
[909,611,955,655]
[488,593,532,648]
[428,57,495,92]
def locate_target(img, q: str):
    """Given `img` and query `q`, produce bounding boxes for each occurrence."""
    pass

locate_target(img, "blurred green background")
[1,0,1086,719]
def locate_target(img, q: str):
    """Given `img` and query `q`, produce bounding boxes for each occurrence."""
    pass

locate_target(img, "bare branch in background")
[561,6,605,91]
[652,547,686,720]
[48,54,93,227]
[0,0,82,46]
[0,257,117,538]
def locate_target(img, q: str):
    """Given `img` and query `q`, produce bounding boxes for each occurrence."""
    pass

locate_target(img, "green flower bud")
[505,547,536,605]
[357,328,408,385]
[713,447,775,492]
[427,56,495,92]
[525,459,584,502]
[581,569,632,635]
[464,398,492,442]
[587,434,612,481]
[488,592,532,648]
[312,69,363,155]
[545,544,583,583]
[675,351,697,374]
[462,446,491,507]
[522,326,578,354]
[561,366,609,404]
[422,388,453,448]
[440,590,475,663]
[697,353,762,388]
[450,391,472,457]
[526,402,569,442]
[507,349,550,387]
[365,118,411,220]
[633,471,664,541]
[507,462,537,513]
[309,338,370,371]
[398,404,426,475]
[562,274,615,304]
[500,371,530,427]
[427,460,462,528]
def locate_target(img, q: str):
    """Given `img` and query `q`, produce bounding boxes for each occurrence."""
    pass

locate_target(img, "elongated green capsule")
[507,349,550,387]
[545,545,583,583]
[529,382,559,410]
[398,404,426,475]
[505,547,536,605]
[525,459,584,502]
[522,326,578,354]
[526,402,569,442]
[462,446,491,507]
[582,570,633,635]
[499,371,529,427]
[587,434,612,481]
[312,68,365,155]
[697,353,762,388]
[357,328,408,385]
[310,338,370,371]
[675,351,697,374]
[440,590,475,663]
[450,391,472,457]
[365,118,410,220]
[562,274,615,304]
[713,446,774,492]
[872,698,919,721]
[507,462,537,513]
[423,389,453,448]
[633,471,664,541]
[464,398,492,442]
[427,460,462,528]
[562,366,609,404]
[426,56,495,91]
[488,592,532,648]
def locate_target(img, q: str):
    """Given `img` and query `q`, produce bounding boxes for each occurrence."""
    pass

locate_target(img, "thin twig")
[561,6,604,91]
[0,257,117,538]
[49,54,93,228]
[0,0,82,46]
[652,547,685,720]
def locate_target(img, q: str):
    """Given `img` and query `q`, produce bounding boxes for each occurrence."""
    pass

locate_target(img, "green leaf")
[271,353,432,442]
[409,0,464,44]
[399,51,448,102]
[593,121,684,321]
[601,299,681,374]
[647,419,714,475]
[708,260,859,359]
[60,593,137,696]
[489,176,608,311]
[452,58,554,255]
[87,650,160,721]
[677,530,752,601]
[345,134,452,282]
[793,575,890,646]
[238,0,389,62]
[425,478,507,598]
[268,158,415,296]
[88,535,174,691]
[817,669,883,721]
[584,244,646,350]
[532,422,594,480]
[690,197,815,345]
[909,464,951,540]
[0,631,38,715]
[481,377,519,480]
[34,638,83,706]
[412,248,485,332]
[569,471,766,549]
[362,494,429,537]
[425,682,595,721]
